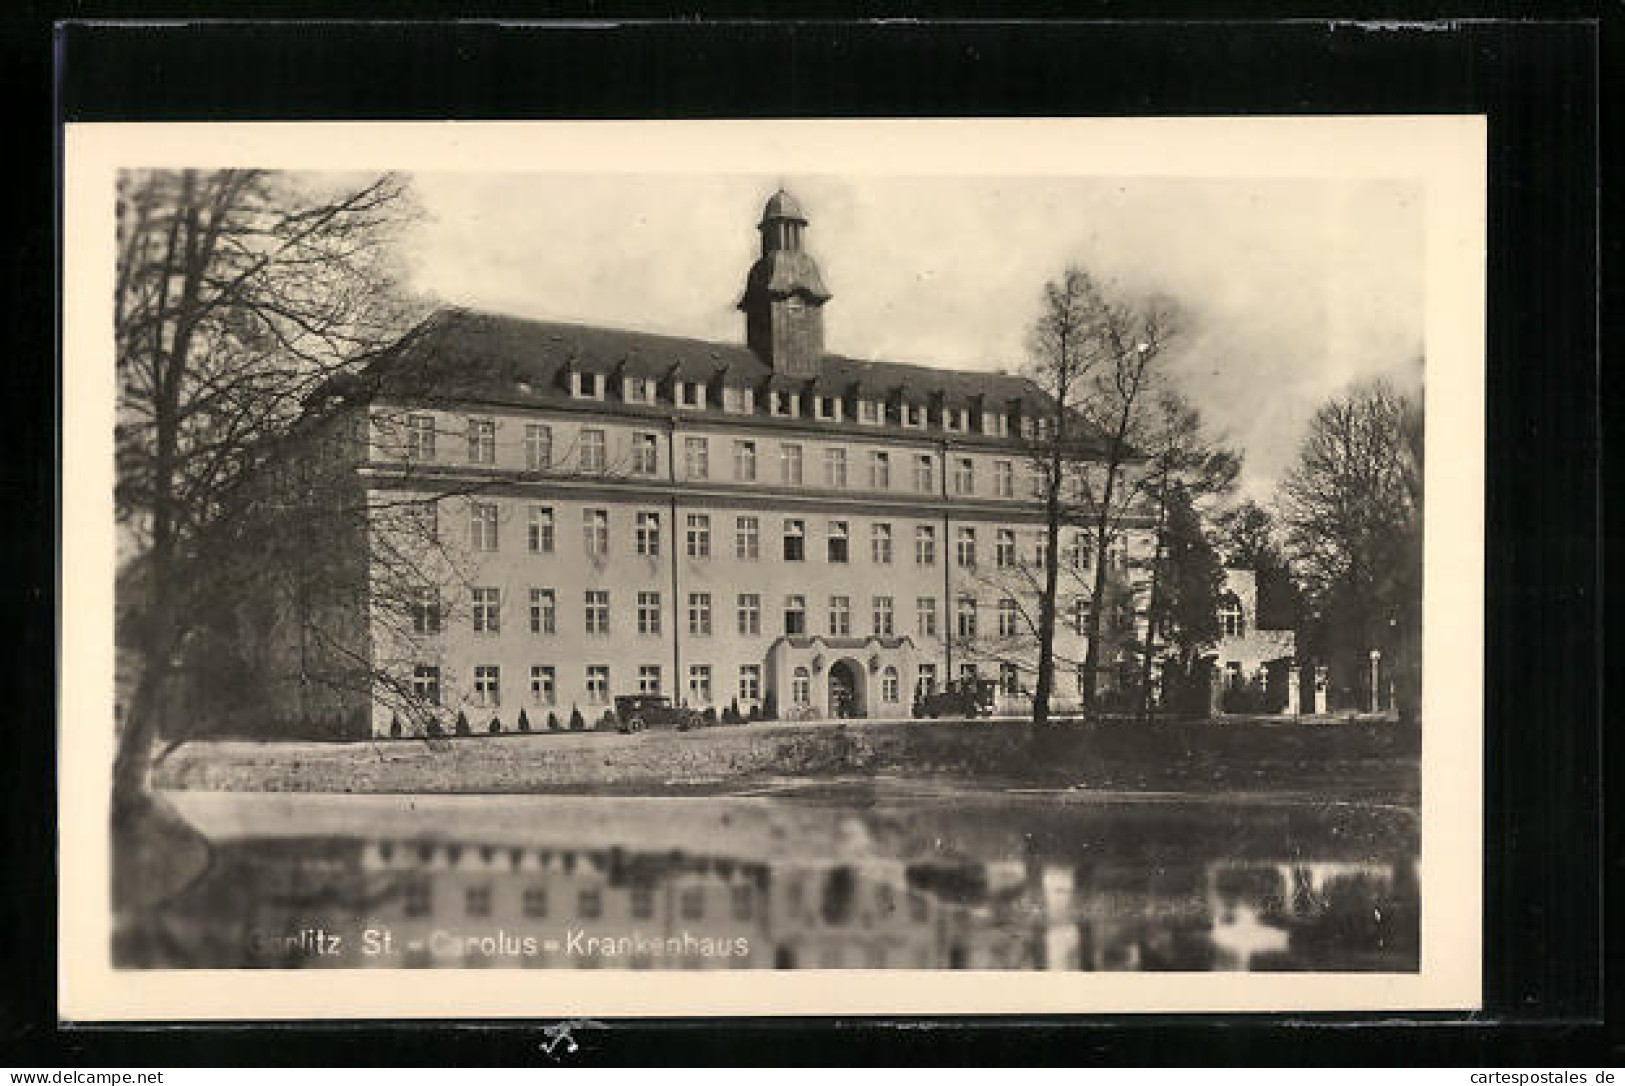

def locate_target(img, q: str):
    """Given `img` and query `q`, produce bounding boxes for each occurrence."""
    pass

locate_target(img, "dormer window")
[677,381,706,409]
[902,403,925,429]
[722,385,755,415]
[623,375,653,404]
[944,407,968,433]
[571,371,605,401]
[815,395,842,422]
[858,399,881,425]
[771,390,799,418]
[984,412,1009,438]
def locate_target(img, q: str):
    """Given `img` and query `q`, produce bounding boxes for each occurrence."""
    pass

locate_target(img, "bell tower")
[739,189,831,377]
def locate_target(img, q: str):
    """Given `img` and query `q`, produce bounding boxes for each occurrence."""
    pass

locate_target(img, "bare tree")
[1277,378,1422,714]
[113,168,425,821]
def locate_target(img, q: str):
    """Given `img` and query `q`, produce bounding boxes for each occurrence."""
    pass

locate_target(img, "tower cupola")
[739,188,831,377]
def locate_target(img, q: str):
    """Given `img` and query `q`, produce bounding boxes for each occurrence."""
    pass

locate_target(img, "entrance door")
[828,660,860,718]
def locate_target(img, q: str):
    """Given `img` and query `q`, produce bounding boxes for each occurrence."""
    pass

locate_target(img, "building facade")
[285,191,1158,738]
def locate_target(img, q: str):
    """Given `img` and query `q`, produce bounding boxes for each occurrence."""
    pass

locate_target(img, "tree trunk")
[1031,488,1063,727]
[1137,481,1169,721]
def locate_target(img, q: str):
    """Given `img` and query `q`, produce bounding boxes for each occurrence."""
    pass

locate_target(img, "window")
[736,594,761,636]
[684,436,709,479]
[733,440,757,481]
[636,591,661,635]
[402,879,431,919]
[1220,595,1245,637]
[584,590,610,635]
[954,457,975,495]
[869,450,891,489]
[1074,597,1090,635]
[638,665,662,695]
[792,667,811,705]
[732,883,754,922]
[631,432,659,475]
[406,414,436,460]
[816,394,840,421]
[583,509,609,556]
[530,666,555,705]
[735,516,759,560]
[1029,466,1046,498]
[529,588,556,634]
[956,596,978,639]
[738,665,761,702]
[524,424,552,471]
[881,666,900,703]
[903,402,925,428]
[630,887,654,920]
[523,887,549,918]
[785,595,807,636]
[827,521,849,563]
[412,587,441,635]
[580,428,606,472]
[823,447,848,488]
[1000,662,1021,696]
[577,887,603,918]
[527,506,554,553]
[573,371,605,400]
[472,587,500,634]
[781,443,803,484]
[466,885,492,918]
[994,460,1013,497]
[585,665,609,704]
[411,664,440,705]
[917,663,938,696]
[916,597,938,638]
[624,374,653,404]
[783,519,806,562]
[681,886,706,920]
[686,514,711,559]
[467,417,496,464]
[828,596,851,637]
[914,454,935,492]
[871,523,893,564]
[998,598,1020,637]
[678,380,704,409]
[873,596,894,637]
[956,526,977,568]
[772,389,799,418]
[470,501,499,552]
[407,499,438,543]
[688,593,713,636]
[996,528,1017,568]
[723,385,754,414]
[858,399,881,424]
[635,511,661,557]
[1032,533,1050,570]
[474,665,501,707]
[960,662,980,684]
[688,665,713,706]
[915,525,936,565]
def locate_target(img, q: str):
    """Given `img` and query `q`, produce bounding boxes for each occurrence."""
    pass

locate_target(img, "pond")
[115,781,1419,972]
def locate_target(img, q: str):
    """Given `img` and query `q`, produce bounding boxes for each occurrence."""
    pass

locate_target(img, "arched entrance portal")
[827,658,867,718]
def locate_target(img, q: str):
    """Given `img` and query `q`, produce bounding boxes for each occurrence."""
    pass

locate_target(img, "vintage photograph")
[63,119,1483,1015]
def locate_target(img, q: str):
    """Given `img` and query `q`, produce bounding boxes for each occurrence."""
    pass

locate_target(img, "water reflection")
[115,790,1419,972]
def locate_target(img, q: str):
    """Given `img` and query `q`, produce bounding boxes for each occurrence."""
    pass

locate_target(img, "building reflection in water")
[117,830,1419,973]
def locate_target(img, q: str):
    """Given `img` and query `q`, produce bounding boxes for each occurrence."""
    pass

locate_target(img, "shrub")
[703,706,718,726]
[488,717,501,734]
[518,708,531,732]
[760,691,777,721]
[568,705,585,731]
[547,710,561,731]
[389,714,402,739]
[599,709,616,731]
[1220,676,1278,714]
[747,703,761,722]
[455,711,470,736]
[427,718,444,738]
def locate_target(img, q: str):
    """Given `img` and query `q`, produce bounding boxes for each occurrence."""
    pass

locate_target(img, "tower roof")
[760,188,807,225]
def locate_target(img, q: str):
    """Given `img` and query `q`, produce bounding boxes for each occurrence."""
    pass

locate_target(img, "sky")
[397,172,1425,501]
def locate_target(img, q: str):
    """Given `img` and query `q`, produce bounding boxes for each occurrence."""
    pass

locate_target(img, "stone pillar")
[1286,663,1301,716]
[1313,666,1329,715]
[1368,650,1382,713]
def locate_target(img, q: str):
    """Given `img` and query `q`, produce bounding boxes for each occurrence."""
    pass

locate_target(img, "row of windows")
[404,879,755,924]
[436,501,1110,571]
[397,415,1041,497]
[414,587,1104,641]
[411,662,759,708]
[410,657,1076,715]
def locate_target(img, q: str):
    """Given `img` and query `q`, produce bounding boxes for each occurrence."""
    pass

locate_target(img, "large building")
[276,190,1162,739]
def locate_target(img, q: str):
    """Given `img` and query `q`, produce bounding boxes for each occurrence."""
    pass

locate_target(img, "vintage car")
[612,693,705,734]
[913,677,999,720]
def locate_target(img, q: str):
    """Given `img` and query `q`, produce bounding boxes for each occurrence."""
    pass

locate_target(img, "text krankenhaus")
[248,926,752,963]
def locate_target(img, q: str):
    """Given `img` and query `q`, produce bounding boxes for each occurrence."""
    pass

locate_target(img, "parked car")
[612,694,705,733]
[914,678,998,719]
